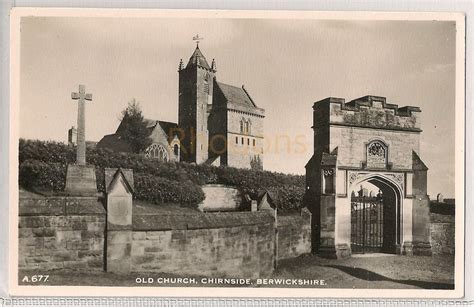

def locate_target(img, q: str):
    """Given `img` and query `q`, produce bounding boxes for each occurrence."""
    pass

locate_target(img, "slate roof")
[216,82,257,108]
[143,119,178,136]
[96,133,133,152]
[186,46,211,69]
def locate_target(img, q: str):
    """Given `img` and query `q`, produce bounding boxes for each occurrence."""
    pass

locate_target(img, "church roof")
[96,133,133,152]
[143,119,178,137]
[216,82,257,108]
[186,46,211,69]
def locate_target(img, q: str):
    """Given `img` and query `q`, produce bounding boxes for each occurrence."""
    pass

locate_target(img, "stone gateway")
[305,95,432,258]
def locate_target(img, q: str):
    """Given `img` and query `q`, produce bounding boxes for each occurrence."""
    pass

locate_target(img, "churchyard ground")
[19,254,454,289]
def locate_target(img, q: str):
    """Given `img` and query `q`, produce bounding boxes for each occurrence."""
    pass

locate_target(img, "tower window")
[235,136,238,144]
[323,169,335,194]
[241,137,244,145]
[204,73,210,94]
[253,139,256,146]
[247,138,250,145]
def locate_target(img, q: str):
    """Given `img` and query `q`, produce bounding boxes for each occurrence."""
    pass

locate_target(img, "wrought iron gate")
[351,196,384,253]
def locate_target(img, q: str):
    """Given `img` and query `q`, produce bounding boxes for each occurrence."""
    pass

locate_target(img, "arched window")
[240,118,252,135]
[145,144,169,162]
[204,72,210,94]
[173,144,179,156]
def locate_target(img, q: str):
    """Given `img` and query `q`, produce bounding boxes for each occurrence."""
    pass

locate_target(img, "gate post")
[411,153,432,256]
[104,168,134,274]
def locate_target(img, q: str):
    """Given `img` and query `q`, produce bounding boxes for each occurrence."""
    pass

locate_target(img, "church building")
[97,41,265,170]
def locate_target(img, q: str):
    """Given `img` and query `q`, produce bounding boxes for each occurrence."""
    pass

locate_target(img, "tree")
[118,99,152,153]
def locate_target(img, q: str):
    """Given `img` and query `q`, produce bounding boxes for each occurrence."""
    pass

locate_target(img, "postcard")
[9,8,465,298]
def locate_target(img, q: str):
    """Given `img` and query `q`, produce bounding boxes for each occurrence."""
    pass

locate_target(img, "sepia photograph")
[9,9,465,298]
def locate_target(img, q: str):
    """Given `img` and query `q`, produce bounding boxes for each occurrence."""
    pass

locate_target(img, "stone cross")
[71,84,92,166]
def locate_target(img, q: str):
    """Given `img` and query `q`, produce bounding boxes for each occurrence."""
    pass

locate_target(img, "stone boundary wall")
[19,195,310,278]
[131,211,275,278]
[430,222,455,255]
[19,196,106,271]
[277,209,312,260]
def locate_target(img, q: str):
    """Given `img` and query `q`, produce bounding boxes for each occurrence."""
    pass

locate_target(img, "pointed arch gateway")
[349,173,403,254]
[305,95,432,259]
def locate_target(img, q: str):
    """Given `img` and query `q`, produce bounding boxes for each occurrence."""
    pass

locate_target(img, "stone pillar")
[412,195,432,255]
[411,152,432,256]
[105,168,134,274]
[318,194,338,258]
[76,96,86,165]
[251,200,258,212]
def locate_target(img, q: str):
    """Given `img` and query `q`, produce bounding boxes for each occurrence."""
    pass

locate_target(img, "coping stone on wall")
[19,196,106,216]
[133,211,274,231]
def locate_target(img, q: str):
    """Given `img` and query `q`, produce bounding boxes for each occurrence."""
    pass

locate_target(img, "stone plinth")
[65,164,97,196]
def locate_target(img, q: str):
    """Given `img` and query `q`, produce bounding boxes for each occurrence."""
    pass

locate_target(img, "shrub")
[19,139,75,164]
[268,185,306,211]
[18,139,305,210]
[134,173,205,206]
[19,159,67,192]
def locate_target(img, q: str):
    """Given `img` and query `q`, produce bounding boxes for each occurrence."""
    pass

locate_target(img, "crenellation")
[326,95,422,131]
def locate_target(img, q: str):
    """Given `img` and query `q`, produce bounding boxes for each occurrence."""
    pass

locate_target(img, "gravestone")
[105,168,134,274]
[437,193,444,203]
[251,200,258,212]
[65,84,97,195]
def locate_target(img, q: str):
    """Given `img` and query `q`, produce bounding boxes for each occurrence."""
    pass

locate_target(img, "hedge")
[19,139,305,210]
[19,159,67,192]
[134,174,205,206]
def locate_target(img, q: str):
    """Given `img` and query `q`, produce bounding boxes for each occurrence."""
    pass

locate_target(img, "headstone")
[251,200,258,212]
[105,168,134,274]
[437,193,444,203]
[65,84,97,196]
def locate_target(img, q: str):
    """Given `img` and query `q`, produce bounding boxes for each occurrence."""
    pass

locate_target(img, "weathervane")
[193,34,203,47]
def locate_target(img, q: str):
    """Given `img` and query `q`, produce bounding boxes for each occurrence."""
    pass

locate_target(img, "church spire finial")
[193,34,203,47]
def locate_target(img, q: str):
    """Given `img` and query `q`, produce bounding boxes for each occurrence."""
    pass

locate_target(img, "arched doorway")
[350,175,401,254]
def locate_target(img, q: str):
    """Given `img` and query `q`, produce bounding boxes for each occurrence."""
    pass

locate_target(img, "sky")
[19,17,457,197]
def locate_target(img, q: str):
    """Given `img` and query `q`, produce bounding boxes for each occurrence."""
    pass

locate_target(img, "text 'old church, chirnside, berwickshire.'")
[96,43,265,170]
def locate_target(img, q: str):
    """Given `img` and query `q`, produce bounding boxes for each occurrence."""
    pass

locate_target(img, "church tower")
[178,40,216,163]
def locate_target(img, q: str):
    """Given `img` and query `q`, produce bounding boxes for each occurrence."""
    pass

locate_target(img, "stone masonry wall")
[330,125,420,170]
[19,196,106,271]
[226,110,264,169]
[430,222,455,255]
[277,209,312,260]
[131,211,275,278]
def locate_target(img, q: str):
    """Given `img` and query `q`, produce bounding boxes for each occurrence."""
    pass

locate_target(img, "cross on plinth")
[65,84,97,196]
[71,84,92,166]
